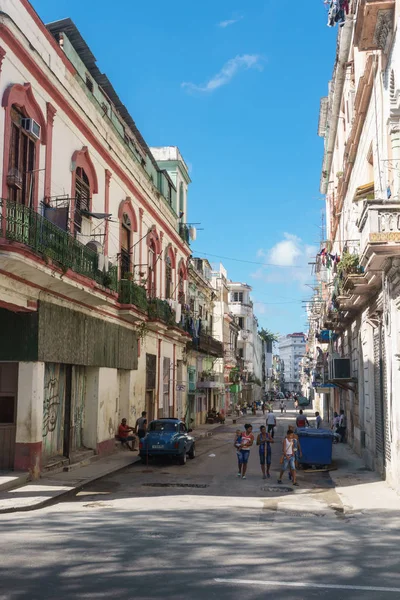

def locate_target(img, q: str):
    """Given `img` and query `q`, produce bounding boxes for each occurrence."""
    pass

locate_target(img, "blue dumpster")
[297,428,333,467]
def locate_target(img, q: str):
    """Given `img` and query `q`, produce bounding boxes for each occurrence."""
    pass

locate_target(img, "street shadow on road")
[1,501,400,600]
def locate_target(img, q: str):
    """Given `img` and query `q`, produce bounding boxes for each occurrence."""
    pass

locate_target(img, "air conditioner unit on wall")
[329,358,351,380]
[21,118,41,140]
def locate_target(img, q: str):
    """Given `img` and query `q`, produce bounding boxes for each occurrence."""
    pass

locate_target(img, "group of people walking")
[234,419,302,486]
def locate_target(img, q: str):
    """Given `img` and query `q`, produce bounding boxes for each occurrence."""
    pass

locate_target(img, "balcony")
[197,372,225,389]
[354,0,395,52]
[188,332,224,358]
[118,279,148,312]
[148,298,176,327]
[179,223,190,245]
[0,199,118,306]
[358,201,400,270]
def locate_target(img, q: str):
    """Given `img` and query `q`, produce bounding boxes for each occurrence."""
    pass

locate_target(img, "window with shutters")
[178,267,185,305]
[120,214,131,278]
[165,255,172,299]
[148,240,157,298]
[7,106,36,206]
[74,167,90,235]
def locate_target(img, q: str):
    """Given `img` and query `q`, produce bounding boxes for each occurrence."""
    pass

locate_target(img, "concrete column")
[14,362,45,478]
[84,367,100,452]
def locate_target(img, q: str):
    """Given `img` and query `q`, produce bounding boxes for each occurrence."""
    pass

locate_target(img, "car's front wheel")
[188,443,196,459]
[178,450,187,465]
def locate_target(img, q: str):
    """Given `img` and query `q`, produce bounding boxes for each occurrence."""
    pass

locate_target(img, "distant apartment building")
[228,281,263,402]
[279,333,306,392]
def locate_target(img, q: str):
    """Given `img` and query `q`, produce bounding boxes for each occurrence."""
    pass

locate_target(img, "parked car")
[276,392,285,400]
[139,418,195,465]
[297,395,310,407]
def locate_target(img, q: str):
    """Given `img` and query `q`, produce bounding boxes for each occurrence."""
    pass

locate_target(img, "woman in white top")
[278,430,298,486]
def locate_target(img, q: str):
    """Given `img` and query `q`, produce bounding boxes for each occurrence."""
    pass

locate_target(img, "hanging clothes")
[175,302,182,324]
[327,0,346,27]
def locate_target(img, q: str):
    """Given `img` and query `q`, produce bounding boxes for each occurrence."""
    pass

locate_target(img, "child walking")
[278,429,299,486]
[257,425,274,479]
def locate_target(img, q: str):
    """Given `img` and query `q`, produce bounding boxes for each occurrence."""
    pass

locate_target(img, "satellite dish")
[189,226,197,241]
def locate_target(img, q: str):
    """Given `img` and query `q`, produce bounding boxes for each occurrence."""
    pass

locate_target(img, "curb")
[0,456,141,515]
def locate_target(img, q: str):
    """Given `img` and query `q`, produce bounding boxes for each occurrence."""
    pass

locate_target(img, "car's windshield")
[149,421,178,432]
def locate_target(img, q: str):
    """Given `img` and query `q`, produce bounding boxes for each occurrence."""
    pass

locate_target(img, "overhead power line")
[193,250,311,269]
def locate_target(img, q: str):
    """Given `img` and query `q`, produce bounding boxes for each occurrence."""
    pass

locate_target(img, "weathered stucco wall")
[38,302,138,369]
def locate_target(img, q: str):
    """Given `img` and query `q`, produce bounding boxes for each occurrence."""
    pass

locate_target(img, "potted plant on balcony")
[338,252,362,277]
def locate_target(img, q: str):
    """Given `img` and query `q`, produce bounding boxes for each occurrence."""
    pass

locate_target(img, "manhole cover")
[262,486,293,493]
[142,483,209,489]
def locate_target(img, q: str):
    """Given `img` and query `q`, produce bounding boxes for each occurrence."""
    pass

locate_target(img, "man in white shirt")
[266,410,277,439]
[315,411,322,429]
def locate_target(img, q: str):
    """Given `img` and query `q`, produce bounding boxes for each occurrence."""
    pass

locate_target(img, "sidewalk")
[330,442,400,513]
[0,451,140,514]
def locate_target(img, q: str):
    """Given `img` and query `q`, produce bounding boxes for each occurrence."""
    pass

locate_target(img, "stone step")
[63,451,100,472]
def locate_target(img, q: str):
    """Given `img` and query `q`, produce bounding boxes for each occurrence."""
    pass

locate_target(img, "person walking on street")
[278,429,298,486]
[288,425,302,477]
[262,401,266,415]
[234,429,242,476]
[315,411,322,429]
[237,424,254,479]
[280,400,284,414]
[296,409,309,429]
[283,402,287,413]
[266,409,277,438]
[337,409,347,442]
[294,399,298,412]
[136,411,148,439]
[257,425,274,479]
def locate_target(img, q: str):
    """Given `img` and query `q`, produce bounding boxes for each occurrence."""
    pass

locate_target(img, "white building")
[313,0,400,493]
[228,281,263,400]
[279,333,306,392]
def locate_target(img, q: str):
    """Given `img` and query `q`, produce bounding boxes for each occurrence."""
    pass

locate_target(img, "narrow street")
[1,407,400,600]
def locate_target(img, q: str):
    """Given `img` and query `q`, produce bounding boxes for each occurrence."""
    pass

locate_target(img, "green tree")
[258,328,279,344]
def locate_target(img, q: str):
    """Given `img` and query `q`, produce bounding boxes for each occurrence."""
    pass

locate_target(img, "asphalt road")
[1,409,400,600]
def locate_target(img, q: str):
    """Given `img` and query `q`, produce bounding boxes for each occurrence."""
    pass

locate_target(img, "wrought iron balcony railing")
[1,199,118,291]
[179,223,190,244]
[118,279,148,311]
[148,298,176,326]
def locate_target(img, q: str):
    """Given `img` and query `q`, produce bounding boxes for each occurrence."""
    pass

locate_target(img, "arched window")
[120,213,132,278]
[2,83,47,208]
[165,256,172,299]
[178,260,187,305]
[74,167,91,234]
[7,105,37,207]
[148,239,157,298]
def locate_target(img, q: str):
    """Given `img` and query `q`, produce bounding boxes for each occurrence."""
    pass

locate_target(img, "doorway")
[0,363,18,470]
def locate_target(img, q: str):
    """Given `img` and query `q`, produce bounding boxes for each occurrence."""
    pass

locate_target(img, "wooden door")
[42,363,66,460]
[69,366,86,453]
[145,390,155,423]
[0,363,18,471]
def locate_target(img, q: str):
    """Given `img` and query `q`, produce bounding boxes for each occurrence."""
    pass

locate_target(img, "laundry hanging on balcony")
[326,0,349,28]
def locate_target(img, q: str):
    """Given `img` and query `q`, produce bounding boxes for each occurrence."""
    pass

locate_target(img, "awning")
[353,182,374,202]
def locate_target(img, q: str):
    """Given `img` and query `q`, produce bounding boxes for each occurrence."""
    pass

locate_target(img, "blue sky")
[33,0,337,335]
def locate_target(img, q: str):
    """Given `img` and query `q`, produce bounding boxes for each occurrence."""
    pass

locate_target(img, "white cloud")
[251,233,317,288]
[218,16,243,28]
[269,233,302,267]
[181,54,263,93]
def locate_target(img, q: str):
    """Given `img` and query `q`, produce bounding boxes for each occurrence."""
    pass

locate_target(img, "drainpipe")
[320,18,354,195]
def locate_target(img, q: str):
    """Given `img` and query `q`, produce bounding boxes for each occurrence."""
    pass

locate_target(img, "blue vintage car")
[139,418,196,465]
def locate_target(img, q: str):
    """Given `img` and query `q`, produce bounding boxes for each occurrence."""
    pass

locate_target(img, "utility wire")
[193,250,311,268]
